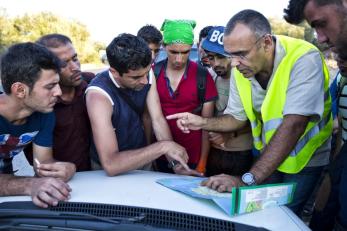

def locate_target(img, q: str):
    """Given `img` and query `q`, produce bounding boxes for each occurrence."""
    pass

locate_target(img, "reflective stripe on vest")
[234,35,332,174]
[263,89,330,134]
[263,112,331,156]
[250,120,262,144]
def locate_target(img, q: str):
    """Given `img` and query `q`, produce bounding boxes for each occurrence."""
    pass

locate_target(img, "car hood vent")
[0,201,268,231]
[49,201,267,231]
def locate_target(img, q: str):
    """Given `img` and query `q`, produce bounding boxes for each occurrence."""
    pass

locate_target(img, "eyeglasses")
[227,34,267,61]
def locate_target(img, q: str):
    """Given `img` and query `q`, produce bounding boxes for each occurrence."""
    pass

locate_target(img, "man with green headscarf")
[153,19,218,176]
[162,19,195,45]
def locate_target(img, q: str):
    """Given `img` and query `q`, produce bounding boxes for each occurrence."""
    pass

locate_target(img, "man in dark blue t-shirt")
[0,42,76,208]
[86,33,195,176]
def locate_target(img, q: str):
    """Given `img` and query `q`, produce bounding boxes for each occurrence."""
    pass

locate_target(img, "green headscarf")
[161,19,196,45]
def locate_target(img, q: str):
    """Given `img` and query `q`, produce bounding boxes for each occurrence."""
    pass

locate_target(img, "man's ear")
[263,34,273,52]
[11,82,27,98]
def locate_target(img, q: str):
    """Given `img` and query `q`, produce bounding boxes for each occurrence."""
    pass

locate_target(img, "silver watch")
[241,172,256,186]
[168,160,179,169]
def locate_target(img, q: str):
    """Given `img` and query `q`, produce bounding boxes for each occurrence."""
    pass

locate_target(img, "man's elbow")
[101,162,118,176]
[101,160,124,177]
[104,168,116,177]
[285,114,310,133]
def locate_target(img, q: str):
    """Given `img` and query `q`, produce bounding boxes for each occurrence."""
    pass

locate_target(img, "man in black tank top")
[86,34,196,177]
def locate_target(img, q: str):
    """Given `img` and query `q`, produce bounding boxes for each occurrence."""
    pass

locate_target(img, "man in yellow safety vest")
[167,9,332,216]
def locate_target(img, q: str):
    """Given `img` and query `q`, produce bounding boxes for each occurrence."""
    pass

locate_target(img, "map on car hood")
[156,177,232,215]
[157,177,296,216]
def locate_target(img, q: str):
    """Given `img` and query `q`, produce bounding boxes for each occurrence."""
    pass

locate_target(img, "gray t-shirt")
[214,76,230,115]
[214,75,253,151]
[224,36,330,167]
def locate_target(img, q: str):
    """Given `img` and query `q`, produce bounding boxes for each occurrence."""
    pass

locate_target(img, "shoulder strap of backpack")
[153,60,166,79]
[192,64,207,113]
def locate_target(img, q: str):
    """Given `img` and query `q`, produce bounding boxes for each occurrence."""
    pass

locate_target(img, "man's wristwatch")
[168,160,179,169]
[241,172,256,186]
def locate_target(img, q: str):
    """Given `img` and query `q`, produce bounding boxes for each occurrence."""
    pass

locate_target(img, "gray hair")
[225,9,272,39]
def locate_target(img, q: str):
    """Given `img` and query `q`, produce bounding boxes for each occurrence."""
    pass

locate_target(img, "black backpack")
[153,60,207,113]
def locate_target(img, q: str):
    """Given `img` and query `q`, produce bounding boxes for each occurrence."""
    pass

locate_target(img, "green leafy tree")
[0,9,104,63]
[269,17,305,39]
[268,17,331,53]
[0,8,15,52]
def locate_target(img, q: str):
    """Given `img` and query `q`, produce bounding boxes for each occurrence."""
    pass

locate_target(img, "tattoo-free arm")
[0,174,71,208]
[250,114,309,183]
[146,76,199,175]
[202,114,248,132]
[33,144,76,182]
[146,79,173,141]
[167,113,248,133]
[0,174,32,196]
[142,105,153,145]
[86,90,190,176]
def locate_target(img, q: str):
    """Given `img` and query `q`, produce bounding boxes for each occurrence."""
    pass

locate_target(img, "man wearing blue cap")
[201,26,253,177]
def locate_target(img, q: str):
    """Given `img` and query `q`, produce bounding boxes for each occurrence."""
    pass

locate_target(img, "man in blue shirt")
[0,42,75,208]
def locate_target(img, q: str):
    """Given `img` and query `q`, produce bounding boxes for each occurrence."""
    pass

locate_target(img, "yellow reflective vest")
[234,35,332,174]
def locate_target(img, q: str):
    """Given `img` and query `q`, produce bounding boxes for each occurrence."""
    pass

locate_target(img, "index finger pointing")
[166,113,186,120]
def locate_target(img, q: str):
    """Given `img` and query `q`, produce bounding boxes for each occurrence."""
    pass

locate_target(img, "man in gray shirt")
[167,9,332,215]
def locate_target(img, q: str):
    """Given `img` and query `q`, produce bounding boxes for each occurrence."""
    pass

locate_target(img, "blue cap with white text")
[202,26,229,57]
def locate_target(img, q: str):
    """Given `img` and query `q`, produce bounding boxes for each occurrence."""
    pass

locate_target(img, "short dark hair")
[284,0,343,24]
[225,9,272,39]
[1,42,60,94]
[137,25,162,45]
[36,33,72,48]
[106,33,151,76]
[199,26,213,43]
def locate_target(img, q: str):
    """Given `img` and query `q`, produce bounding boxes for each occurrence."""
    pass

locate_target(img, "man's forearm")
[142,107,153,145]
[153,117,173,141]
[250,115,309,183]
[100,142,167,176]
[0,174,32,196]
[202,115,247,132]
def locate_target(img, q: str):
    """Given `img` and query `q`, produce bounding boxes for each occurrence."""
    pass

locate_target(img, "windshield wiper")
[0,209,147,230]
[57,211,146,224]
[0,209,146,223]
